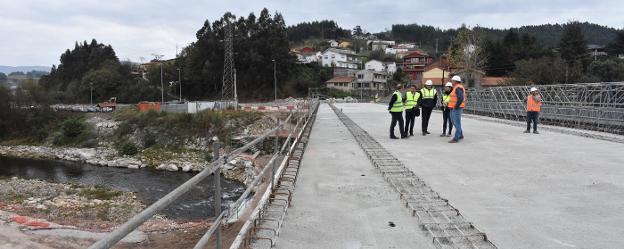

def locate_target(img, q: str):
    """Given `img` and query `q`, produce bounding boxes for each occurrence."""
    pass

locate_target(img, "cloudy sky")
[1,0,623,67]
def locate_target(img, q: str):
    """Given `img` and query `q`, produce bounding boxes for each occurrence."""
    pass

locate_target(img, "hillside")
[0,65,51,74]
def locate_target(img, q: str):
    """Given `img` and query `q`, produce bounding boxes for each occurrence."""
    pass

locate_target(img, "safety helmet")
[530,87,538,92]
[445,82,453,87]
[451,75,462,82]
[425,80,433,86]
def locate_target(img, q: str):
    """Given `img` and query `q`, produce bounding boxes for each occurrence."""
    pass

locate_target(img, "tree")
[353,25,364,36]
[606,30,624,56]
[448,25,487,87]
[587,59,624,82]
[0,72,7,83]
[559,21,590,70]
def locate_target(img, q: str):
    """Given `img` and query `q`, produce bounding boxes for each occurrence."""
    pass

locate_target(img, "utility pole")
[435,38,439,57]
[221,17,236,104]
[177,68,182,102]
[160,62,164,104]
[272,59,277,101]
[90,82,93,105]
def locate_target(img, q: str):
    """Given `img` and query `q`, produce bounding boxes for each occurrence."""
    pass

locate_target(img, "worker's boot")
[524,130,530,133]
[440,133,446,137]
[448,139,459,143]
[390,135,399,139]
[533,130,539,134]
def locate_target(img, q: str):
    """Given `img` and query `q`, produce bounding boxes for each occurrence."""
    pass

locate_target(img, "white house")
[364,60,397,75]
[328,40,339,47]
[321,48,359,69]
[368,40,396,51]
[295,52,320,64]
[355,70,388,90]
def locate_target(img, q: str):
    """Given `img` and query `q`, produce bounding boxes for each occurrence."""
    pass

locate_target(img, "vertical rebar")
[212,140,222,249]
[272,119,280,191]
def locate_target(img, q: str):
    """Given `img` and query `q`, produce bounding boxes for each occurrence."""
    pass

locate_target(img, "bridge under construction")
[86,82,624,249]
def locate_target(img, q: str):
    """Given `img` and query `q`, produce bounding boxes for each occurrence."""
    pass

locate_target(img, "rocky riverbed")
[0,145,259,186]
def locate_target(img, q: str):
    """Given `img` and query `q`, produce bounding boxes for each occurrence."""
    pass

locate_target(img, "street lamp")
[272,59,277,101]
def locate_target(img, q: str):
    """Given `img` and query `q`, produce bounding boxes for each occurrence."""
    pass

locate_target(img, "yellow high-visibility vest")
[421,88,437,99]
[390,91,404,112]
[405,91,420,109]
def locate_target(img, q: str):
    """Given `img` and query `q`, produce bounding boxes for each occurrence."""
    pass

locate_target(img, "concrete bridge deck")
[277,103,624,249]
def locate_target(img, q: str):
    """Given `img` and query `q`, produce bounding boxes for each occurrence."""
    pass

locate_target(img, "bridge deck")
[332,102,624,249]
[275,104,434,249]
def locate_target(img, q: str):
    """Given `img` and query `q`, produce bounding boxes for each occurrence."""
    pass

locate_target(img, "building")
[300,47,315,53]
[338,41,352,48]
[368,40,396,51]
[328,40,339,47]
[321,48,359,69]
[325,76,356,91]
[588,44,608,60]
[333,68,360,77]
[401,51,433,82]
[364,59,397,75]
[355,70,388,91]
[421,64,449,87]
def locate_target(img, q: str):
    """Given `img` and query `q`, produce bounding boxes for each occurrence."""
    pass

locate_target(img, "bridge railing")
[463,82,624,135]
[87,98,319,249]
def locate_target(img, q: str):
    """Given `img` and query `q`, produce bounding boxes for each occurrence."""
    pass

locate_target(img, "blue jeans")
[450,108,463,140]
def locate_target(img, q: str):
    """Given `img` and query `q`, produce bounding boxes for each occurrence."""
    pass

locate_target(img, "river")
[0,156,245,220]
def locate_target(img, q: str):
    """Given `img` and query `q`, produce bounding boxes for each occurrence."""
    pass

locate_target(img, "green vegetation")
[52,117,94,147]
[78,185,122,200]
[286,20,352,42]
[118,141,138,156]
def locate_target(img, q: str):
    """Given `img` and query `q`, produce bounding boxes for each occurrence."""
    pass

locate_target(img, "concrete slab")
[276,104,434,249]
[335,102,624,249]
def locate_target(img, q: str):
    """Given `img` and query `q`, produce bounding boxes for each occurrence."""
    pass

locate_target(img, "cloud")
[0,0,622,66]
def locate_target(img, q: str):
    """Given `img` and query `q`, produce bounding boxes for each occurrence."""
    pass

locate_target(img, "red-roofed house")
[402,51,433,82]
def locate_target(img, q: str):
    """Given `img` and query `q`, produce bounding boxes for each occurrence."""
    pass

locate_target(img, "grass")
[78,185,121,200]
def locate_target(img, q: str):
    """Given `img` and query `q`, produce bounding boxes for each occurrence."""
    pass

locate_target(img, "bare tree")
[448,25,488,87]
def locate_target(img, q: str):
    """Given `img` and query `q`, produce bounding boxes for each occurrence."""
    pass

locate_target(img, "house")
[333,68,360,77]
[587,44,608,59]
[328,40,339,47]
[326,76,356,91]
[401,51,433,82]
[338,41,352,48]
[300,47,315,53]
[368,40,395,51]
[365,59,397,75]
[355,70,388,91]
[421,64,449,87]
[321,48,359,69]
[295,52,320,64]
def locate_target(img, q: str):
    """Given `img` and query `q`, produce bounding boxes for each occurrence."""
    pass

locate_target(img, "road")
[330,102,624,249]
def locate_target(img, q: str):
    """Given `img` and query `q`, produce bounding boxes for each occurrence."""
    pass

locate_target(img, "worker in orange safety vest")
[524,87,543,134]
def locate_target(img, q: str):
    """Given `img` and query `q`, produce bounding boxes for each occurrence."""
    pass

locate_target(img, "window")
[358,74,363,79]
[324,56,328,59]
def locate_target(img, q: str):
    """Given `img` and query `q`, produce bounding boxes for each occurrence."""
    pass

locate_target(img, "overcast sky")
[1,0,623,67]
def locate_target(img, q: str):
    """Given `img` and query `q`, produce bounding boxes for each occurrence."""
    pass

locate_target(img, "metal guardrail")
[87,99,319,249]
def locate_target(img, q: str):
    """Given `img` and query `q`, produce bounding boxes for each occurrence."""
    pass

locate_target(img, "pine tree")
[559,21,590,70]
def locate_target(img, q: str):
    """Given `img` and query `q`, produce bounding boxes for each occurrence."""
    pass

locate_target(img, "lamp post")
[272,59,277,101]
[177,68,182,102]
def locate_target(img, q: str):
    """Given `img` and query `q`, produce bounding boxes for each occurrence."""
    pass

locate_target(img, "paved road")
[276,104,434,249]
[335,103,624,249]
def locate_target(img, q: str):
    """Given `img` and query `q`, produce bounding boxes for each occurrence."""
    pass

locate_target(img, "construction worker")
[524,87,543,134]
[404,85,421,136]
[440,82,453,137]
[419,80,438,136]
[448,75,466,143]
[388,84,407,139]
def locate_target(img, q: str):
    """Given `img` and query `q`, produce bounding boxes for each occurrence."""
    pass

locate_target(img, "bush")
[119,141,138,156]
[62,118,86,138]
[141,131,157,148]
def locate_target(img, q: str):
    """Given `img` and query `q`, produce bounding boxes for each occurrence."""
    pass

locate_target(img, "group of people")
[388,75,466,143]
[388,75,543,143]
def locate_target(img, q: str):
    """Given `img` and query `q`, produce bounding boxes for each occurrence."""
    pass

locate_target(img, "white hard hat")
[445,82,453,87]
[425,80,433,86]
[451,75,462,82]
[530,87,538,92]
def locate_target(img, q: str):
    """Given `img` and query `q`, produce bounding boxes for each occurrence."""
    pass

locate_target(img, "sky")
[1,0,623,67]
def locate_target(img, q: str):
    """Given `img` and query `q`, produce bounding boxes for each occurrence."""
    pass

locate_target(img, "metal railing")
[88,99,319,249]
[464,82,624,135]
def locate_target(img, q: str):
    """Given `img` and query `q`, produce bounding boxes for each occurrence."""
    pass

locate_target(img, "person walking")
[404,85,421,136]
[388,84,407,139]
[440,82,453,137]
[448,75,466,143]
[419,80,438,136]
[524,87,542,134]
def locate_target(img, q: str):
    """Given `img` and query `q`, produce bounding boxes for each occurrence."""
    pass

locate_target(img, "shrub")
[119,141,138,156]
[62,118,86,138]
[141,131,157,148]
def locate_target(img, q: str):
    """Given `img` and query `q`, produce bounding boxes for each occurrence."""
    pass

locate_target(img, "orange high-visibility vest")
[448,84,466,109]
[527,95,541,112]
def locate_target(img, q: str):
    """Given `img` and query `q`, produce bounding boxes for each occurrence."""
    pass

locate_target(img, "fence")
[87,99,319,249]
[464,82,624,135]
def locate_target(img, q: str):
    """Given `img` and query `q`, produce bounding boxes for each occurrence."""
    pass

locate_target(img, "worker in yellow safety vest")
[388,84,407,139]
[440,82,453,137]
[404,85,421,136]
[420,80,438,136]
[524,87,543,134]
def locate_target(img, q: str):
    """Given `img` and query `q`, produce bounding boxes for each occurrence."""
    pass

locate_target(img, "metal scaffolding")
[464,82,624,135]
